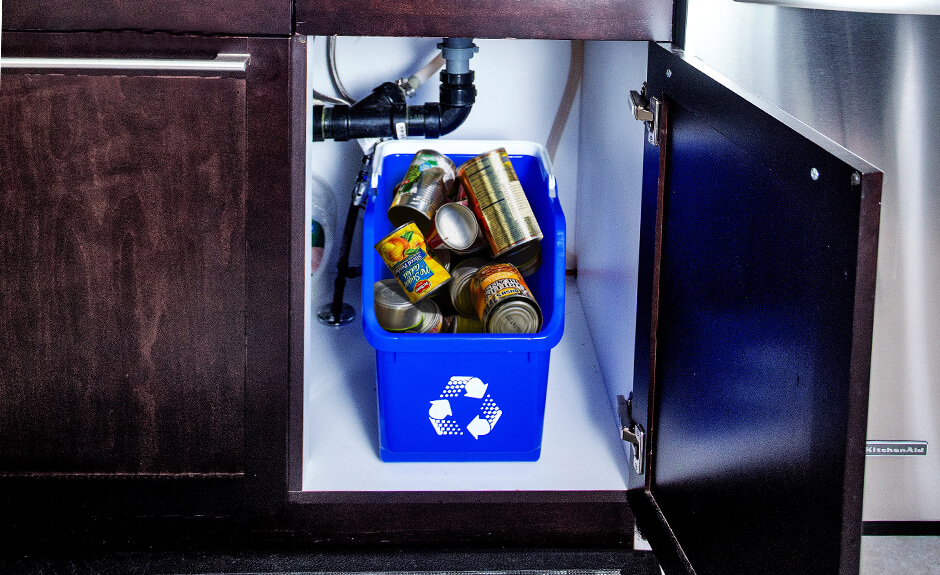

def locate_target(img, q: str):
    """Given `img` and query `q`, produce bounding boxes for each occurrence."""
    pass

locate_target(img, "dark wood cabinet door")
[295,0,673,40]
[3,0,291,35]
[0,33,297,531]
[0,68,248,478]
[629,43,881,575]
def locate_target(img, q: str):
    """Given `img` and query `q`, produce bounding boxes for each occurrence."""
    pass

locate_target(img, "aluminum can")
[373,279,424,332]
[395,149,458,197]
[387,167,450,236]
[444,315,485,333]
[496,240,542,277]
[457,148,543,258]
[470,263,542,334]
[388,150,457,234]
[448,257,489,318]
[427,203,486,255]
[413,299,444,334]
[375,222,451,303]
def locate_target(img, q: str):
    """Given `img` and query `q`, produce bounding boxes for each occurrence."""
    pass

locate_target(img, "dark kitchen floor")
[0,548,661,575]
[3,536,937,574]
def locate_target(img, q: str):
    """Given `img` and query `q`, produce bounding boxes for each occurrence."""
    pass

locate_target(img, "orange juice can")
[375,222,451,303]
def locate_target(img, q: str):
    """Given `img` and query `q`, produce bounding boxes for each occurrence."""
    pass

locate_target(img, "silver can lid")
[413,299,443,333]
[486,300,542,334]
[373,279,424,332]
[434,203,483,253]
[448,265,480,318]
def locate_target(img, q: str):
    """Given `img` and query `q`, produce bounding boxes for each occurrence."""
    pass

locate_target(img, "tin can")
[375,222,451,303]
[496,240,542,277]
[395,149,458,197]
[427,203,486,255]
[387,167,450,236]
[413,299,444,334]
[458,148,543,258]
[444,315,485,333]
[470,263,542,334]
[374,279,425,332]
[448,257,489,318]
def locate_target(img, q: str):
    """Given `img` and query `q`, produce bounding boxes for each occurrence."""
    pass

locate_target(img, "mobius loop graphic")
[428,376,502,439]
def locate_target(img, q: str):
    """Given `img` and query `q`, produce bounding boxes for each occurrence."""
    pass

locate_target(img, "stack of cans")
[374,148,545,334]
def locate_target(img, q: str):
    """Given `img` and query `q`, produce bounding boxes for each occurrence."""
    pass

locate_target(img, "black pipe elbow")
[439,105,472,137]
[313,82,408,142]
[437,70,476,137]
[312,71,476,142]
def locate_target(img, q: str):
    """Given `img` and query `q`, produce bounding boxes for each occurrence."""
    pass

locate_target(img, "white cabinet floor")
[301,276,631,496]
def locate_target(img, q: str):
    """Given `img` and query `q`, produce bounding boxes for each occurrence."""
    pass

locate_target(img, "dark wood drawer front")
[295,0,673,40]
[0,72,248,475]
[3,0,291,35]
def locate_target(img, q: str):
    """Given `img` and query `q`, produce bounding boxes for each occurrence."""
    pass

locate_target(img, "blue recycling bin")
[362,141,565,462]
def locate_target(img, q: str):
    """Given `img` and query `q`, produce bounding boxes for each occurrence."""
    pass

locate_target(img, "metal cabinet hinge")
[618,394,646,475]
[630,83,661,146]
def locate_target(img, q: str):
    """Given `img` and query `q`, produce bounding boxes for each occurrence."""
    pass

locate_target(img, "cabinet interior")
[297,38,649,499]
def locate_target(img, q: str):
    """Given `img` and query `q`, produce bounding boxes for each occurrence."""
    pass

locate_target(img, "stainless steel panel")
[686,0,940,522]
[736,0,940,15]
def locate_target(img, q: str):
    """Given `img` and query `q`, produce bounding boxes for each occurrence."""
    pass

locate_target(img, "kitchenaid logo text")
[866,441,928,456]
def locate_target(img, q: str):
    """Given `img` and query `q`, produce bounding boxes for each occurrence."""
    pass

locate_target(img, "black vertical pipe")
[328,152,372,320]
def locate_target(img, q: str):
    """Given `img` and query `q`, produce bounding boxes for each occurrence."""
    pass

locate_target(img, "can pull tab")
[630,83,661,147]
[618,394,646,475]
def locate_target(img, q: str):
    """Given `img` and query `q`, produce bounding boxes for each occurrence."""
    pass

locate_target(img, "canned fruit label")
[376,223,450,303]
[470,263,534,321]
[459,149,542,257]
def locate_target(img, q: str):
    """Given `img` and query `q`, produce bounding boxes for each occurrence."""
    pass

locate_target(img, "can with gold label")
[458,149,543,258]
[470,263,542,334]
[375,222,451,303]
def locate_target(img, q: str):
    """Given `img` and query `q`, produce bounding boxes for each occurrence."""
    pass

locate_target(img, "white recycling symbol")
[428,376,502,439]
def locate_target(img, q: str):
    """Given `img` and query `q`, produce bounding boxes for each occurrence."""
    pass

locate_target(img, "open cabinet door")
[627,43,882,575]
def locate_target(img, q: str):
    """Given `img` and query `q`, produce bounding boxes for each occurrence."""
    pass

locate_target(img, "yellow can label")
[376,222,451,303]
[470,263,533,321]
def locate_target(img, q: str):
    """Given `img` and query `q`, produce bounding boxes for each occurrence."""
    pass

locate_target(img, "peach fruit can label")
[375,222,451,303]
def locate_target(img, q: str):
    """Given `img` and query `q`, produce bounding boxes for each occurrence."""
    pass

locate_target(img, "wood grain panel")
[3,0,291,35]
[0,72,247,474]
[296,0,673,40]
